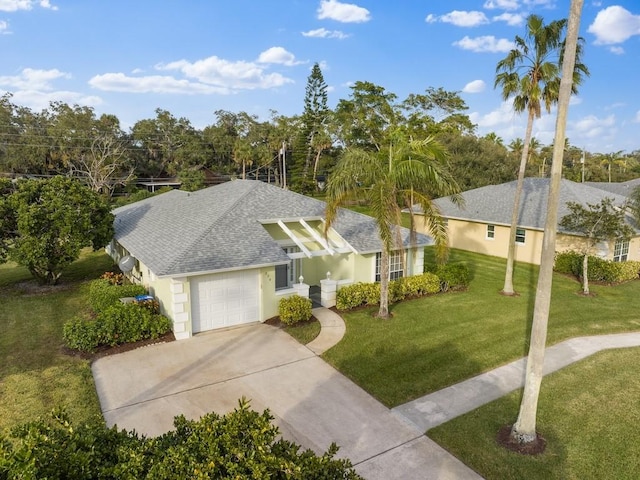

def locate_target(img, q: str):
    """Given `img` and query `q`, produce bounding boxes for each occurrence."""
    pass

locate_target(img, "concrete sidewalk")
[393,332,640,432]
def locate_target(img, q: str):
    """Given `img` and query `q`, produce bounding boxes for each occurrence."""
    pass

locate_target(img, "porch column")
[320,276,338,308]
[292,275,310,298]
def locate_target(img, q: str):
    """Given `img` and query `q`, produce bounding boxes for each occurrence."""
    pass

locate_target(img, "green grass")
[283,318,322,345]
[323,248,640,407]
[0,251,114,434]
[428,347,640,480]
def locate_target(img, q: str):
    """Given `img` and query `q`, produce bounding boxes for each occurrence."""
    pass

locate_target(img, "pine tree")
[291,63,329,193]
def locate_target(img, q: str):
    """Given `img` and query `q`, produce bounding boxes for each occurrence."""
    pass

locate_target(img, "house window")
[275,246,300,290]
[486,224,495,239]
[375,251,404,282]
[613,239,629,262]
[515,228,526,244]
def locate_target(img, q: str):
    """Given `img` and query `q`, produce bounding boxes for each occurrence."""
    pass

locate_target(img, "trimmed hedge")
[554,251,640,284]
[278,295,313,325]
[63,302,172,352]
[429,263,471,292]
[336,272,441,311]
[88,278,147,312]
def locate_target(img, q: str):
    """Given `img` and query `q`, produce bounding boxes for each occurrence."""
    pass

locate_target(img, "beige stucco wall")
[555,234,640,261]
[416,217,640,265]
[435,219,544,265]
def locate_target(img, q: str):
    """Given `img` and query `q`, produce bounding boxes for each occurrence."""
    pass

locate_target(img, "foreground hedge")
[0,400,361,479]
[554,251,640,283]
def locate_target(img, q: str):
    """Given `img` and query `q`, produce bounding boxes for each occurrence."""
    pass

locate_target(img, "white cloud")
[571,114,616,139]
[471,101,516,128]
[89,73,228,95]
[0,67,70,90]
[493,12,524,26]
[153,54,294,91]
[257,46,304,66]
[635,111,640,123]
[0,0,56,11]
[0,20,9,33]
[428,10,489,27]
[483,0,519,10]
[317,0,370,23]
[8,90,101,111]
[453,35,514,53]
[39,0,57,9]
[0,0,32,11]
[462,80,486,93]
[609,46,625,55]
[302,27,349,39]
[588,6,640,45]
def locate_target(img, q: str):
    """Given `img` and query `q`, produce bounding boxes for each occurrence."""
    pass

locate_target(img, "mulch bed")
[496,424,547,455]
[62,332,176,362]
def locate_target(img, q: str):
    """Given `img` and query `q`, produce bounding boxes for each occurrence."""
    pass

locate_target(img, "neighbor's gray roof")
[432,177,631,232]
[113,179,432,277]
[584,178,640,197]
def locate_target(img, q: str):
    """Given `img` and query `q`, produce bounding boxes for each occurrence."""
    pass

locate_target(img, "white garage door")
[191,270,260,333]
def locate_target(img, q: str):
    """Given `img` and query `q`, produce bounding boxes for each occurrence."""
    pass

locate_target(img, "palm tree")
[495,14,589,295]
[324,136,462,318]
[508,0,585,448]
[599,150,624,183]
[233,138,253,180]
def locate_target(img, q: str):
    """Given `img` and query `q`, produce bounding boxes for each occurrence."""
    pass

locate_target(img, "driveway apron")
[92,323,481,479]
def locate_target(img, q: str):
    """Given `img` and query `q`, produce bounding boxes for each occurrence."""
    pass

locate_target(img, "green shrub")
[0,401,361,479]
[554,251,640,283]
[432,263,471,292]
[278,295,312,326]
[88,279,147,312]
[617,260,640,282]
[399,272,441,297]
[336,273,444,311]
[63,303,172,352]
[336,283,369,310]
[554,251,583,276]
[62,318,99,352]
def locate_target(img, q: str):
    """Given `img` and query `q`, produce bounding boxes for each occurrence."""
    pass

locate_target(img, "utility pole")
[581,149,585,183]
[281,141,288,189]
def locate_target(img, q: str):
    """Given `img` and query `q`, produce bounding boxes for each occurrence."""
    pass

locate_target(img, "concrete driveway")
[92,323,481,479]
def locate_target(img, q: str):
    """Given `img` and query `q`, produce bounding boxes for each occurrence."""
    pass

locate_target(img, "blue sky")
[1,0,639,154]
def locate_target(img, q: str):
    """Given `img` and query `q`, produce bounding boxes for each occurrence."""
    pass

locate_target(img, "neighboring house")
[108,179,431,339]
[416,177,639,265]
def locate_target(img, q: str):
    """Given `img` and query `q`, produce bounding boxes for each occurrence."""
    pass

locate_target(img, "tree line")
[1,64,637,198]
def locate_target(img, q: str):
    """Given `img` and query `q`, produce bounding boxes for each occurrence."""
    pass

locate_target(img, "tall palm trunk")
[378,248,390,318]
[581,253,590,294]
[511,0,584,444]
[503,108,535,295]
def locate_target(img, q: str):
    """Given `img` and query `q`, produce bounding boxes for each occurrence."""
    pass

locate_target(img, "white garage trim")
[190,270,260,333]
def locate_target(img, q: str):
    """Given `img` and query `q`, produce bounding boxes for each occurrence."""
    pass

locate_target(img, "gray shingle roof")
[113,180,432,277]
[584,178,640,197]
[432,177,632,232]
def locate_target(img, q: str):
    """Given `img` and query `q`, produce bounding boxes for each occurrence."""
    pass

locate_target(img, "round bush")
[278,295,312,325]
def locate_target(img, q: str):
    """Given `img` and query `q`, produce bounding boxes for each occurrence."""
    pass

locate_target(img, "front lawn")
[0,251,113,434]
[428,347,640,479]
[323,249,640,407]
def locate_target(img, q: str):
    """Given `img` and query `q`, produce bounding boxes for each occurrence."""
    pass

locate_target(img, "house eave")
[156,261,289,279]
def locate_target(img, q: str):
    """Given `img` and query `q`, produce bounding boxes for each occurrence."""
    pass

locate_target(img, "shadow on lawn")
[333,338,488,407]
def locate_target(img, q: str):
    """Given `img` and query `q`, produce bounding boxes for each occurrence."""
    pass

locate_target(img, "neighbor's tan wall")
[417,218,544,265]
[556,234,640,261]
